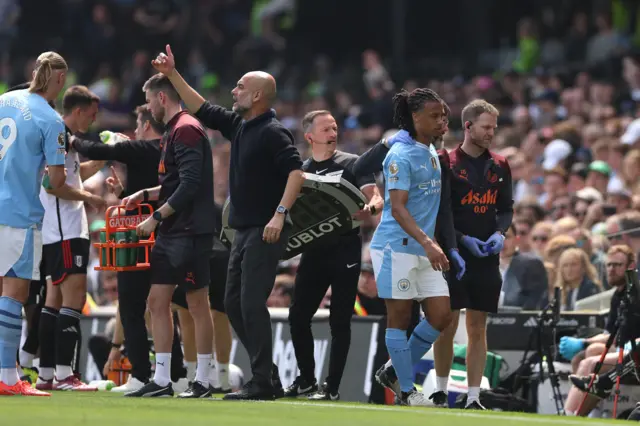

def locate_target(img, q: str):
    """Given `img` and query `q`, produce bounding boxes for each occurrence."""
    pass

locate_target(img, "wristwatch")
[276,205,288,215]
[370,204,377,216]
[152,211,162,221]
[111,342,121,349]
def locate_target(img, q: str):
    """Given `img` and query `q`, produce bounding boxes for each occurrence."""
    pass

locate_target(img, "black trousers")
[117,270,151,382]
[225,225,291,387]
[288,236,361,393]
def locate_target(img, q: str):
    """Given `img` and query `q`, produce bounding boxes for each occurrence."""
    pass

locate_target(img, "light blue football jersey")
[370,141,442,256]
[0,89,66,229]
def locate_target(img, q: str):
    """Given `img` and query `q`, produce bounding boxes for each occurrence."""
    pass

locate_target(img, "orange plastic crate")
[94,204,155,272]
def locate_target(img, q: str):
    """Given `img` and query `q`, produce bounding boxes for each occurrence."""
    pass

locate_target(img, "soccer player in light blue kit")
[370,88,461,406]
[0,52,68,396]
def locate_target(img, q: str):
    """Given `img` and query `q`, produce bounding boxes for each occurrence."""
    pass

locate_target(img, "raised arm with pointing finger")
[151,44,242,141]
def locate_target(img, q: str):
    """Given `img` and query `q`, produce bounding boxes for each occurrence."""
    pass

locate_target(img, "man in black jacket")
[152,44,305,400]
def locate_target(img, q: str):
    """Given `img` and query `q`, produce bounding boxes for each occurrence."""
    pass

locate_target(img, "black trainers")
[465,400,486,410]
[210,386,232,394]
[178,381,213,398]
[223,380,276,401]
[272,364,284,399]
[307,382,339,401]
[375,364,401,396]
[124,380,173,397]
[284,376,318,398]
[569,374,613,398]
[428,390,448,407]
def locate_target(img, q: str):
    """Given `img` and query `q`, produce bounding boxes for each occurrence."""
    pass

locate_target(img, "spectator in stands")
[555,248,601,311]
[499,225,549,310]
[529,221,553,258]
[513,218,533,254]
[606,211,640,260]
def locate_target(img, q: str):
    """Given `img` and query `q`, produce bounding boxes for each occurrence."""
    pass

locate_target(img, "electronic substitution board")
[220,173,367,259]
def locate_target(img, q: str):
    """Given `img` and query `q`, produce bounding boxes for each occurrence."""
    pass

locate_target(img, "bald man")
[151,45,305,401]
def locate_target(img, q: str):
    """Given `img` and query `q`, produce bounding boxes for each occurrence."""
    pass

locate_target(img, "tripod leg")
[576,330,617,415]
[543,341,565,415]
[614,346,625,419]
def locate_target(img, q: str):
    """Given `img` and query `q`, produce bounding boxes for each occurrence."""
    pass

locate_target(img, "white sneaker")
[405,389,430,406]
[172,378,189,394]
[111,377,146,393]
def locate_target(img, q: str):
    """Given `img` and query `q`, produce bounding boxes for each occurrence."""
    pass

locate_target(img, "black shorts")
[26,277,46,306]
[43,238,90,285]
[26,252,46,306]
[171,250,229,312]
[447,258,502,313]
[151,234,212,291]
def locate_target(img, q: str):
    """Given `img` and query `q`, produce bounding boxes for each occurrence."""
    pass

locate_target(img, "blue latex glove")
[460,235,489,258]
[484,232,505,255]
[559,336,586,360]
[449,249,466,280]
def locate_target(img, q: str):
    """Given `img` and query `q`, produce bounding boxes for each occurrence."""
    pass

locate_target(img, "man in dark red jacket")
[430,99,514,409]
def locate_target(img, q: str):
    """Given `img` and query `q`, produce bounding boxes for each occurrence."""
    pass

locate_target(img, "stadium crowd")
[2,0,640,321]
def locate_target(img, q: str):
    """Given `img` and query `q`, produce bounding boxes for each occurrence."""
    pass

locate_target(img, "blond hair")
[543,234,577,265]
[461,99,499,125]
[552,216,580,237]
[555,248,601,306]
[29,52,68,94]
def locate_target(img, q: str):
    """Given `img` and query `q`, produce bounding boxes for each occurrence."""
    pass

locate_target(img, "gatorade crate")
[94,204,155,272]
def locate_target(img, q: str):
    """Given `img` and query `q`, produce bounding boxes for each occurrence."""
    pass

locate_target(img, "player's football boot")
[375,364,401,396]
[53,375,98,391]
[284,376,318,398]
[20,367,39,385]
[569,374,613,399]
[428,390,448,407]
[307,382,339,401]
[0,380,51,396]
[178,381,212,399]
[35,378,54,391]
[125,380,174,398]
[399,388,429,406]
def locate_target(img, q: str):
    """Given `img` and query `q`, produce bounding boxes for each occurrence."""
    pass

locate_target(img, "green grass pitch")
[0,392,628,425]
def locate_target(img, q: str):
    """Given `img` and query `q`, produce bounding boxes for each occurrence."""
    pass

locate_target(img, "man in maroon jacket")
[122,73,215,399]
[430,99,514,409]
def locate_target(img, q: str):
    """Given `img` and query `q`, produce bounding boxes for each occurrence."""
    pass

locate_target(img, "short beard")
[232,104,250,117]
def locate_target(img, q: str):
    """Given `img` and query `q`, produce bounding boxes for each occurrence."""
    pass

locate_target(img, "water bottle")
[89,380,116,391]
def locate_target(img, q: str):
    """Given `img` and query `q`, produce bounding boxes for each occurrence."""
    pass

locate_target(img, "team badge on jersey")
[57,132,65,147]
[431,157,438,169]
[389,161,399,175]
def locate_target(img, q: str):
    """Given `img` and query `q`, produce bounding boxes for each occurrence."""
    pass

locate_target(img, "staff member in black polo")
[284,110,383,401]
[152,44,305,400]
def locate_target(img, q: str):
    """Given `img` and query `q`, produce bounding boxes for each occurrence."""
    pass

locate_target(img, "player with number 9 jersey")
[0,90,66,228]
[0,51,68,398]
[0,52,68,278]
